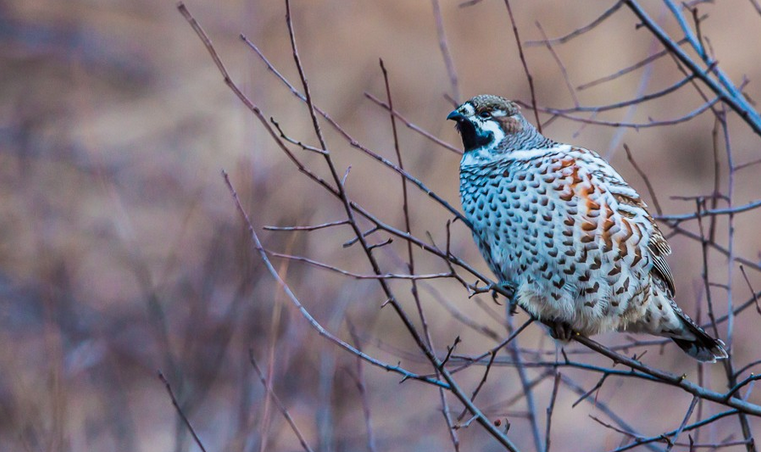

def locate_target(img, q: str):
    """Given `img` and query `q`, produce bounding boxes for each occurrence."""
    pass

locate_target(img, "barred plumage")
[449,94,727,362]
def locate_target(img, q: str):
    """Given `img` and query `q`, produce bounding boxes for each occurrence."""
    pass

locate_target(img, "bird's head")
[447,95,526,153]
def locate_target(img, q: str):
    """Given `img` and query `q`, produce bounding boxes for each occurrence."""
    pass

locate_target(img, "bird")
[448,94,727,362]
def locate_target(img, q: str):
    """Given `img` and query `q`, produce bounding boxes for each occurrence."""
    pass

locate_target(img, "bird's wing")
[647,227,675,296]
[589,162,677,295]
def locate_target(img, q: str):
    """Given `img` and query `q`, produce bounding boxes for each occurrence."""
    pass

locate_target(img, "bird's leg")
[497,282,518,315]
[542,318,576,342]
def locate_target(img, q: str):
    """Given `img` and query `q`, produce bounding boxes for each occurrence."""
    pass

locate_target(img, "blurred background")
[2,0,761,451]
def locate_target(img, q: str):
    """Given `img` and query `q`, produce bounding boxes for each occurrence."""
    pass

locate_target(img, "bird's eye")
[478,111,492,119]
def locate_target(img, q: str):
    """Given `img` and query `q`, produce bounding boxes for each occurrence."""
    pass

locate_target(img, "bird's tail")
[671,310,728,362]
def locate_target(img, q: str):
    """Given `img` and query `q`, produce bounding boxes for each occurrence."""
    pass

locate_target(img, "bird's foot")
[543,319,576,342]
[466,281,517,311]
[466,281,496,299]
[501,284,518,315]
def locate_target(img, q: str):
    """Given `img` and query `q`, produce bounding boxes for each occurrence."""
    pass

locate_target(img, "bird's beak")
[447,109,466,121]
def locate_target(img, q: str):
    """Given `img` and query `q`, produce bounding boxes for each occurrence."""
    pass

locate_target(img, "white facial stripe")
[479,119,505,144]
[462,103,476,116]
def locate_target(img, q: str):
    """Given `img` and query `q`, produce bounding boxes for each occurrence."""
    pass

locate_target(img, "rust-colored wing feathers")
[597,165,676,295]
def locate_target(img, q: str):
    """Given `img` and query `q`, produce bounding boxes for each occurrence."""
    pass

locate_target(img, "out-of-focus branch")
[623,143,663,216]
[158,371,208,452]
[519,96,720,129]
[535,21,579,108]
[364,92,462,154]
[544,373,561,452]
[505,315,543,452]
[504,0,542,133]
[576,42,686,91]
[525,1,624,47]
[249,352,315,452]
[656,199,761,222]
[623,0,761,136]
[431,0,460,104]
[347,322,379,452]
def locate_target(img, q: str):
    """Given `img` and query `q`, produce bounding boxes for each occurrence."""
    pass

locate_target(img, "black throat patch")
[456,119,493,152]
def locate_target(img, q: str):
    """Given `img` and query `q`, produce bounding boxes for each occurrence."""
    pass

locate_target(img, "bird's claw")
[466,281,496,298]
[544,319,576,342]
[467,281,516,308]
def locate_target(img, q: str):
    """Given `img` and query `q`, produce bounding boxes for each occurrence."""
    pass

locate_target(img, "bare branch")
[573,335,761,416]
[365,92,463,155]
[535,21,579,108]
[221,171,448,388]
[504,0,542,133]
[520,96,720,129]
[623,143,663,216]
[611,408,740,452]
[656,199,761,221]
[249,352,315,452]
[431,0,461,104]
[577,42,685,91]
[665,397,698,452]
[347,322,379,452]
[264,220,349,232]
[157,371,208,452]
[525,1,624,46]
[544,372,562,452]
[623,0,761,136]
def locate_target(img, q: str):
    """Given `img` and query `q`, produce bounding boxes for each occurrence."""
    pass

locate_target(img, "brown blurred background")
[2,0,761,451]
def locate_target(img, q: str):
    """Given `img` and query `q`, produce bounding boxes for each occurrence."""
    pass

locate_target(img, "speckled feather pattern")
[461,145,675,335]
[452,95,727,361]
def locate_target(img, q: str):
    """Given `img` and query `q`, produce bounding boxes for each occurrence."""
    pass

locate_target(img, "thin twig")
[572,335,761,416]
[740,266,761,316]
[364,93,463,154]
[611,409,740,452]
[750,0,761,15]
[665,397,698,452]
[221,171,448,388]
[623,0,761,136]
[381,58,461,451]
[347,322,378,452]
[535,21,579,108]
[249,352,315,452]
[656,199,761,221]
[264,220,349,231]
[431,0,460,104]
[520,96,720,129]
[270,251,453,280]
[504,0,542,133]
[560,70,702,114]
[525,1,624,46]
[506,315,543,452]
[544,372,562,452]
[577,42,686,91]
[571,373,608,408]
[623,143,663,216]
[157,371,208,452]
